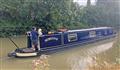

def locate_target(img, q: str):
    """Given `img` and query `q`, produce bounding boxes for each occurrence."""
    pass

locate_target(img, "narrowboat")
[8,27,116,57]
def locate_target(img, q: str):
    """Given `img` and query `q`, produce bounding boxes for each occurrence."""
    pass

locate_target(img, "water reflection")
[67,42,114,70]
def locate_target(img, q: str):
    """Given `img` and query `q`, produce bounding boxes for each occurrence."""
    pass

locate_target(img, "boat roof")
[67,27,111,32]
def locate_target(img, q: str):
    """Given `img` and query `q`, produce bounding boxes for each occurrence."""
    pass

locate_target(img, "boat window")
[104,30,108,35]
[89,31,96,37]
[109,29,113,34]
[68,33,77,42]
[98,32,101,36]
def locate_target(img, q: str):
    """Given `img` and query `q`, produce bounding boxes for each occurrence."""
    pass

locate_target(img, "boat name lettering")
[45,37,58,42]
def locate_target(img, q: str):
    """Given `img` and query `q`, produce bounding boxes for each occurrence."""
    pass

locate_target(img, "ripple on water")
[67,42,116,70]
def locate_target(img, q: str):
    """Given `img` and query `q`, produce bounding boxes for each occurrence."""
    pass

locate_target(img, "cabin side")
[39,27,115,51]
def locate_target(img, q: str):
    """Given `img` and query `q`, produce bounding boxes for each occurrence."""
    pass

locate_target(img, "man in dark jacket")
[31,27,39,51]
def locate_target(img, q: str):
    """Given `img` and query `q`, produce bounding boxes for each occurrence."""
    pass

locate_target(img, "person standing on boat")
[38,28,42,36]
[38,28,42,50]
[31,27,39,51]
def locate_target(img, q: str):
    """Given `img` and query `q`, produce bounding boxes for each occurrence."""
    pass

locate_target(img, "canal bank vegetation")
[0,0,119,37]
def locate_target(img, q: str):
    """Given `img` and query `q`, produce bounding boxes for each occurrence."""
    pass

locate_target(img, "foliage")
[0,0,119,37]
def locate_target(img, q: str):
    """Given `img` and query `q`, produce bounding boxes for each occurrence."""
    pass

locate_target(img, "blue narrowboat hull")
[40,34,116,52]
[8,27,116,57]
[39,27,116,52]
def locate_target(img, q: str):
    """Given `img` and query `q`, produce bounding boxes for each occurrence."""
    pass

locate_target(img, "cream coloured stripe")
[16,52,37,57]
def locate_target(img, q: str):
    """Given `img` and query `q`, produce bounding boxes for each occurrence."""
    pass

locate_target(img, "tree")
[87,0,91,6]
[96,0,119,27]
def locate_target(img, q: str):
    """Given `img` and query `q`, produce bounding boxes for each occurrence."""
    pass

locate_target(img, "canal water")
[0,34,120,70]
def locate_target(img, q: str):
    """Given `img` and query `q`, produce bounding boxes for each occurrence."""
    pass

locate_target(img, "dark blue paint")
[39,34,62,48]
[27,27,115,51]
